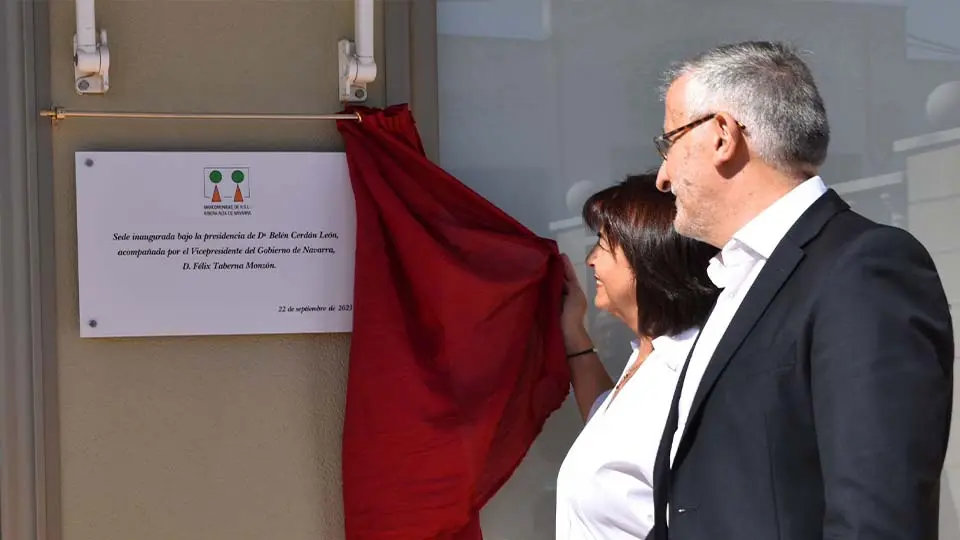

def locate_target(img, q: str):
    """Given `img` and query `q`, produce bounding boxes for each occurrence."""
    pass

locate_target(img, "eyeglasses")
[653,114,745,160]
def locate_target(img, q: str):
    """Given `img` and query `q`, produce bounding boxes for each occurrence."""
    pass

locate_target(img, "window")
[435,1,960,537]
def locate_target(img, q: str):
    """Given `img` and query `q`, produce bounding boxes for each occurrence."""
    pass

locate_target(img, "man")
[649,41,954,539]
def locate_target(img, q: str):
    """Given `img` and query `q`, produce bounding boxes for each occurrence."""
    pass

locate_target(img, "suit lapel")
[678,243,803,446]
[674,190,849,462]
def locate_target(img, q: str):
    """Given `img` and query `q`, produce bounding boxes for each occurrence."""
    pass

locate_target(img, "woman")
[556,172,719,539]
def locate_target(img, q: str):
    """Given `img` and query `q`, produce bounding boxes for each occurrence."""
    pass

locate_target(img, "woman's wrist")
[562,326,594,355]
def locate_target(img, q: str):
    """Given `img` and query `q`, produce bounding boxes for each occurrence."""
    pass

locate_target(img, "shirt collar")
[631,327,700,371]
[729,176,828,259]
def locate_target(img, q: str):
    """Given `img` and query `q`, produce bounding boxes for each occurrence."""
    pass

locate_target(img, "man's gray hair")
[662,41,830,174]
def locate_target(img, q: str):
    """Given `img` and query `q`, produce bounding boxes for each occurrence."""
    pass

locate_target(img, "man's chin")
[675,216,706,242]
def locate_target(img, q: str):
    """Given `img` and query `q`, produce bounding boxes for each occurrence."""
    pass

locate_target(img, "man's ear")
[711,112,744,167]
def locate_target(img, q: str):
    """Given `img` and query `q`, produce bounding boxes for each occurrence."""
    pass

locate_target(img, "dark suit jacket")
[650,190,954,539]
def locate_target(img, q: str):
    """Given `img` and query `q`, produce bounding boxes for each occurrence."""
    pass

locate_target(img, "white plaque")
[75,152,356,338]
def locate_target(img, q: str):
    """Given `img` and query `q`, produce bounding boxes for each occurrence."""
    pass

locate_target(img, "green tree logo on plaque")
[209,169,223,203]
[232,169,245,202]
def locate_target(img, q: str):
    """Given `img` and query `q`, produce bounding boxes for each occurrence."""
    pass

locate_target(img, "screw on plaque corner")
[88,319,98,328]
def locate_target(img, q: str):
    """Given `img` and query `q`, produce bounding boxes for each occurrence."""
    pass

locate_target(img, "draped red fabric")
[337,105,571,540]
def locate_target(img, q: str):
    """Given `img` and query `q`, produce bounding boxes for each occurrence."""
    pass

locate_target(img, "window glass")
[437,1,960,537]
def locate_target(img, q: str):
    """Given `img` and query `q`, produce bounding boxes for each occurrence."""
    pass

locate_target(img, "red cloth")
[337,105,571,540]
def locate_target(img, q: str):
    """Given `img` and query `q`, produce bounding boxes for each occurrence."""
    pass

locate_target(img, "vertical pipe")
[355,0,374,64]
[75,0,96,49]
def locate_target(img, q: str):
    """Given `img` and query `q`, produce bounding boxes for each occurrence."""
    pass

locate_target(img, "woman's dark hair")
[582,172,720,337]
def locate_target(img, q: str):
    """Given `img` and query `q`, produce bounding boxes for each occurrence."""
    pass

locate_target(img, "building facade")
[2,0,958,539]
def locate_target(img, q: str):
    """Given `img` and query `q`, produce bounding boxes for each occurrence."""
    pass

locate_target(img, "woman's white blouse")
[555,328,699,539]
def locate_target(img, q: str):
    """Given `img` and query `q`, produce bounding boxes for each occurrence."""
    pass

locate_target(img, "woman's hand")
[559,253,611,422]
[560,254,592,352]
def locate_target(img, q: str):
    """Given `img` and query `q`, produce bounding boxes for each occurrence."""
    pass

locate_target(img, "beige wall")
[48,2,383,539]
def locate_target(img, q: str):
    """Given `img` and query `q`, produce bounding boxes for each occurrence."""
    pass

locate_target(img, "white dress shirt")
[556,328,699,539]
[669,176,828,464]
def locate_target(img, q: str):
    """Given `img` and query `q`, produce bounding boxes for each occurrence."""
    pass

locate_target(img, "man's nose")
[655,163,671,193]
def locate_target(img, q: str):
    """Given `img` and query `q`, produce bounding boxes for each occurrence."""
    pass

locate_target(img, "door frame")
[0,0,60,539]
[384,0,440,160]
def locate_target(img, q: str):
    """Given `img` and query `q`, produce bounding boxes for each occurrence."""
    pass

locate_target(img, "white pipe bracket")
[339,39,377,103]
[338,0,376,102]
[73,0,110,94]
